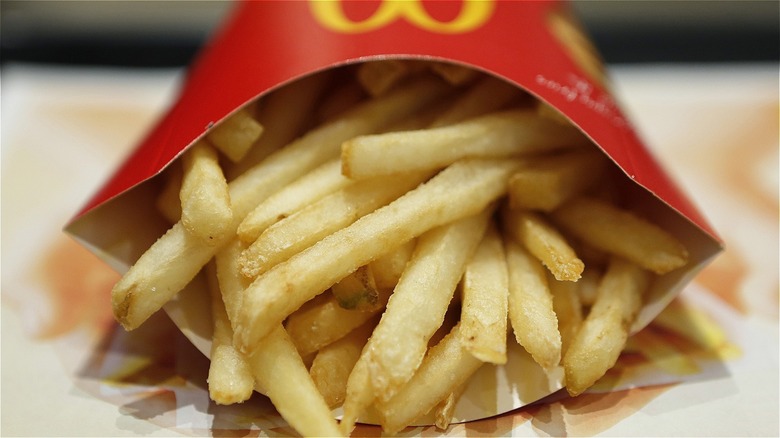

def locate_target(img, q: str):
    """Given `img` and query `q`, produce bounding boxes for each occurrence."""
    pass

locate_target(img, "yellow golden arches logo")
[310,0,495,34]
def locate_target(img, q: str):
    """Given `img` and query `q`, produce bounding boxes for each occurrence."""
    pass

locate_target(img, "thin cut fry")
[429,62,479,85]
[206,106,264,163]
[459,222,509,364]
[552,196,689,274]
[179,140,233,244]
[234,158,523,355]
[342,109,587,179]
[369,239,416,290]
[434,382,468,430]
[378,324,484,435]
[503,208,584,281]
[548,272,583,356]
[357,59,425,96]
[331,265,381,312]
[507,149,608,212]
[237,158,351,243]
[626,328,700,376]
[239,171,431,278]
[245,325,344,437]
[563,257,651,396]
[205,261,254,405]
[310,318,377,408]
[429,75,525,128]
[505,238,562,370]
[366,206,493,402]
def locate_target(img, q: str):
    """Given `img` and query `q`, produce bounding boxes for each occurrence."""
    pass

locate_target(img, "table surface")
[1,62,778,437]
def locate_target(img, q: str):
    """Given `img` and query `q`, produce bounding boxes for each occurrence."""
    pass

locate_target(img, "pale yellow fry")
[576,266,602,307]
[111,221,224,330]
[505,238,562,370]
[340,354,373,436]
[205,261,254,405]
[155,162,182,224]
[503,208,584,282]
[378,324,484,435]
[434,382,467,430]
[626,328,700,376]
[552,196,689,275]
[245,325,344,437]
[237,158,350,243]
[651,298,727,351]
[179,140,233,244]
[234,158,522,356]
[429,75,524,128]
[111,77,451,330]
[239,171,431,278]
[370,239,416,290]
[342,109,586,179]
[357,59,425,96]
[214,238,250,325]
[310,318,376,408]
[563,257,650,396]
[286,289,390,358]
[548,272,583,356]
[331,265,381,312]
[459,222,509,364]
[507,148,609,212]
[366,206,493,402]
[206,106,264,163]
[227,71,331,179]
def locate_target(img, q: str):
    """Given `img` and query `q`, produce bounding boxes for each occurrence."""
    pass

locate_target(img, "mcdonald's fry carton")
[65,0,723,430]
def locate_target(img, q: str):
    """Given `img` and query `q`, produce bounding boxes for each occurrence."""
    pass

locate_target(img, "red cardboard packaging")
[65,0,723,425]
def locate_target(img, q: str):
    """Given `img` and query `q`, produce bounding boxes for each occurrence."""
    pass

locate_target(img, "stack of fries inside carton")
[66,2,722,437]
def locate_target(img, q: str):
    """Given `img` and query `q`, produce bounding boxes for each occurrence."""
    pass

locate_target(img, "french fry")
[548,272,583,356]
[239,171,431,278]
[626,328,700,376]
[434,382,468,430]
[552,196,689,274]
[340,353,374,435]
[504,238,562,370]
[459,222,509,365]
[365,206,493,403]
[563,257,651,396]
[286,289,390,358]
[234,158,523,356]
[429,61,479,85]
[214,238,250,325]
[357,59,425,96]
[503,208,584,282]
[378,324,484,435]
[429,75,526,128]
[245,325,344,437]
[309,318,377,408]
[179,140,233,244]
[205,261,254,405]
[342,109,587,179]
[331,265,381,312]
[369,239,416,290]
[206,106,264,163]
[236,158,351,243]
[507,149,609,212]
[576,266,602,307]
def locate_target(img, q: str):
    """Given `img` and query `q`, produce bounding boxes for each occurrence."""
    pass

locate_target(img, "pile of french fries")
[113,59,689,437]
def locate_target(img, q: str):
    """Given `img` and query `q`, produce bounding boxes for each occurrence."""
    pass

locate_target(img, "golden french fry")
[563,257,651,396]
[548,272,583,356]
[206,106,264,163]
[245,325,344,437]
[434,382,467,430]
[429,75,525,128]
[503,208,584,281]
[459,222,509,364]
[627,328,700,376]
[507,149,609,212]
[237,158,350,243]
[309,318,377,408]
[552,196,689,274]
[331,265,381,312]
[239,171,431,279]
[576,266,602,307]
[214,238,250,325]
[180,140,233,244]
[505,238,562,370]
[378,324,484,435]
[365,206,493,403]
[205,261,254,405]
[340,353,374,435]
[342,109,587,179]
[234,158,523,355]
[286,289,390,358]
[651,298,728,352]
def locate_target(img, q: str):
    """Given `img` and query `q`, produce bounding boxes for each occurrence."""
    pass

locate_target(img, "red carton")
[65,0,722,426]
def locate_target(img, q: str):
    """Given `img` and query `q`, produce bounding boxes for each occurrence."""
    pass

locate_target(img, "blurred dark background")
[1,1,778,67]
